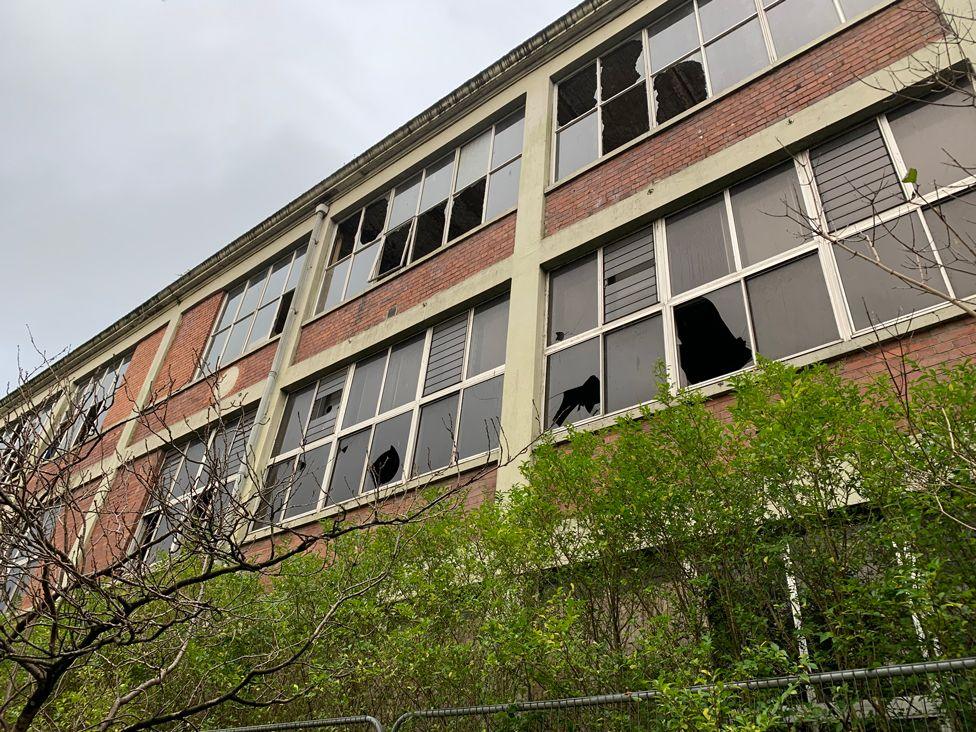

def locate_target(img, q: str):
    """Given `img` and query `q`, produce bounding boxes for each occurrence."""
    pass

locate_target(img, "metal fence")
[206,656,976,732]
[204,716,383,732]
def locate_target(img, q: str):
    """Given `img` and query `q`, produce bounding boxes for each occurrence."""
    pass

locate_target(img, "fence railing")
[206,656,976,732]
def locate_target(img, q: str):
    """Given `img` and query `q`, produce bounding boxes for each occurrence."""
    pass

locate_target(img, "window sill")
[544,0,899,198]
[244,448,501,541]
[302,207,517,330]
[546,298,967,441]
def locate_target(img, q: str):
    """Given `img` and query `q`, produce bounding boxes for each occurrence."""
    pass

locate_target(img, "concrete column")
[495,74,554,496]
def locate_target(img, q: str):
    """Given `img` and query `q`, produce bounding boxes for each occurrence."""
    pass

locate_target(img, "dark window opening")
[557,63,598,127]
[601,38,645,98]
[377,222,411,278]
[333,215,359,263]
[653,56,707,125]
[448,178,486,241]
[602,83,650,153]
[365,412,411,490]
[675,284,753,385]
[271,290,294,337]
[359,198,388,245]
[410,204,447,262]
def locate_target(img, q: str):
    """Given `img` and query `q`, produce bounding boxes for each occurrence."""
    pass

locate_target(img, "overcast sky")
[0,0,575,393]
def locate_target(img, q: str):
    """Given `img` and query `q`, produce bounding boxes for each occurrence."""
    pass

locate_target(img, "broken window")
[652,54,707,125]
[317,111,525,311]
[666,194,735,295]
[548,253,598,344]
[836,213,944,330]
[746,254,839,359]
[675,283,753,386]
[546,337,601,428]
[888,85,976,193]
[731,163,807,266]
[365,412,412,490]
[764,0,841,58]
[200,243,307,375]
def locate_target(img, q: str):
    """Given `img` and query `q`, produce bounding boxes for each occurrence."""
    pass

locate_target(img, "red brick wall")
[295,214,517,364]
[151,292,224,398]
[544,0,941,236]
[103,326,167,429]
[131,340,277,443]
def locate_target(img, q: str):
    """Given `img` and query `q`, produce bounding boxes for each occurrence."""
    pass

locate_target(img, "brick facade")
[295,213,517,364]
[543,0,941,236]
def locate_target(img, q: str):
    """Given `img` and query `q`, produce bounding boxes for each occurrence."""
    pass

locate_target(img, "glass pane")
[705,19,768,94]
[328,429,370,506]
[556,112,599,180]
[420,156,455,212]
[260,258,290,307]
[546,337,600,428]
[380,335,425,414]
[666,195,735,294]
[457,375,504,460]
[601,83,650,153]
[389,174,422,228]
[286,246,307,292]
[491,111,525,168]
[887,87,976,193]
[839,0,880,17]
[485,159,521,221]
[410,203,447,261]
[731,163,807,266]
[172,439,206,500]
[413,394,459,474]
[653,53,708,124]
[318,259,351,312]
[675,283,753,385]
[274,384,316,456]
[217,285,245,330]
[765,0,840,58]
[601,38,646,99]
[467,296,510,377]
[254,461,289,528]
[747,254,839,359]
[449,179,487,240]
[306,372,345,444]
[283,443,331,519]
[924,191,976,298]
[360,197,389,245]
[548,253,598,344]
[365,412,412,490]
[604,228,657,322]
[557,63,597,127]
[344,242,380,300]
[605,314,667,413]
[457,130,491,191]
[238,276,265,319]
[342,352,386,429]
[837,214,944,330]
[246,302,277,348]
[222,314,254,364]
[699,0,757,39]
[648,2,698,72]
[332,214,359,263]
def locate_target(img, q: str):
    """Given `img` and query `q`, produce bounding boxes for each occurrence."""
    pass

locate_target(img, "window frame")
[56,353,133,452]
[316,111,525,317]
[261,299,508,527]
[550,0,872,184]
[197,244,308,380]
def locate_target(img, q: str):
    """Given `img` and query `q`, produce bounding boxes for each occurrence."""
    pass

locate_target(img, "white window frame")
[57,353,132,451]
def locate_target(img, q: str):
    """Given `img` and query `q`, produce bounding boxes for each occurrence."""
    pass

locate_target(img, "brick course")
[543,0,941,236]
[295,214,517,364]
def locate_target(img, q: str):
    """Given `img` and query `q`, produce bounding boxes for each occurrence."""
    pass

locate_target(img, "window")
[54,353,132,451]
[808,86,976,329]
[317,111,525,314]
[0,402,54,481]
[553,0,870,181]
[1,503,61,609]
[136,410,255,561]
[258,297,509,524]
[546,159,842,427]
[200,244,307,377]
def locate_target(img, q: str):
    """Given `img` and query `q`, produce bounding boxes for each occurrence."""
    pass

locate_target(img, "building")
[3,0,976,571]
